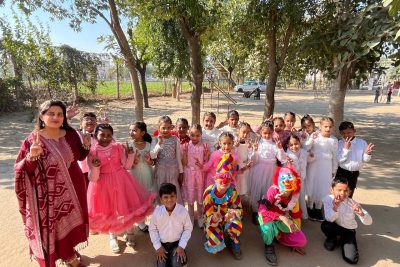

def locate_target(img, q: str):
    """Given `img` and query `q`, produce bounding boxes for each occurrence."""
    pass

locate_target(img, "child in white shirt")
[322,177,372,264]
[336,121,374,198]
[149,183,193,267]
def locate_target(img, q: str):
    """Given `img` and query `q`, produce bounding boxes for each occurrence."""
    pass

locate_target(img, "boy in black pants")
[322,177,372,264]
[149,183,193,267]
[337,121,374,198]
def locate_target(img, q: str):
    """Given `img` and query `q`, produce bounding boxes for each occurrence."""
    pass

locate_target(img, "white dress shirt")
[149,203,193,250]
[323,194,372,229]
[337,137,372,171]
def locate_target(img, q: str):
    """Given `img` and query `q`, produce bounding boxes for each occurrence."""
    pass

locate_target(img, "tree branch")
[277,18,294,71]
[90,7,112,29]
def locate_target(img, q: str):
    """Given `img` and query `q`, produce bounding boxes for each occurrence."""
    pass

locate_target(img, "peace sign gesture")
[364,143,374,155]
[343,137,352,150]
[29,131,43,158]
[274,137,283,149]
[66,102,79,120]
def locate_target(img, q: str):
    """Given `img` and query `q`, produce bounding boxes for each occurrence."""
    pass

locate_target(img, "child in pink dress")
[182,124,210,227]
[203,132,240,189]
[87,124,155,253]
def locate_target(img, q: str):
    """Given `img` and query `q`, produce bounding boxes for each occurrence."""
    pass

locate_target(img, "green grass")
[82,80,192,97]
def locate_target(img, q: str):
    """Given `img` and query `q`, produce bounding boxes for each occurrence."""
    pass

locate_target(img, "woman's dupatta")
[14,133,85,267]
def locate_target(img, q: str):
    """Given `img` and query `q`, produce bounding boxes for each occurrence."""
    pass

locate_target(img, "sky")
[1,1,111,53]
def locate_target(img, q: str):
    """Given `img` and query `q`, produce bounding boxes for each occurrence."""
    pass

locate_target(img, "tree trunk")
[27,73,36,117]
[328,61,354,136]
[116,62,120,99]
[162,78,167,96]
[97,0,144,120]
[179,17,203,124]
[263,9,294,120]
[137,64,150,108]
[172,78,177,99]
[313,70,318,91]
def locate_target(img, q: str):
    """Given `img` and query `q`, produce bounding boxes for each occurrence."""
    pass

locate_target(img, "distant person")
[386,84,394,104]
[373,86,381,103]
[322,177,372,264]
[149,183,193,267]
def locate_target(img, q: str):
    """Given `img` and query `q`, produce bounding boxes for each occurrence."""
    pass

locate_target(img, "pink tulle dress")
[87,142,155,234]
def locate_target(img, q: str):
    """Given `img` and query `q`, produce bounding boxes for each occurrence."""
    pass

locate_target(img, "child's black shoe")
[264,244,277,266]
[324,237,336,251]
[252,212,259,225]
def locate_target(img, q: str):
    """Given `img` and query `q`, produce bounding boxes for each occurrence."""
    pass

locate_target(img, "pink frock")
[182,141,208,204]
[87,143,155,234]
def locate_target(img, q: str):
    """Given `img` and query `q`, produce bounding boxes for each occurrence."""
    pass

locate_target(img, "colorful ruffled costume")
[202,154,243,253]
[258,166,307,248]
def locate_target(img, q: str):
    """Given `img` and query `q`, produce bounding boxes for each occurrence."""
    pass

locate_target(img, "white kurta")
[306,134,338,209]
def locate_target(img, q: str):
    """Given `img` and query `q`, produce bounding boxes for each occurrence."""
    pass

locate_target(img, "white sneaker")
[109,238,120,253]
[197,217,203,228]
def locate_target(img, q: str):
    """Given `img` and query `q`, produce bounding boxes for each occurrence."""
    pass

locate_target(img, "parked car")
[233,80,267,92]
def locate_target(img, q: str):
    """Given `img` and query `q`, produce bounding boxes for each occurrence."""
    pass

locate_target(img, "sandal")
[139,225,149,233]
[66,257,86,267]
[125,233,136,247]
[109,237,121,253]
[292,247,306,255]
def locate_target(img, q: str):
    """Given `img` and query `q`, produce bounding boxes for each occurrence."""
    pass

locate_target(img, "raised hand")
[144,152,153,165]
[29,131,43,157]
[99,111,109,124]
[82,132,91,147]
[157,136,164,145]
[252,142,259,151]
[364,143,374,155]
[66,102,79,120]
[203,144,210,160]
[274,137,283,149]
[125,141,135,154]
[348,198,364,216]
[92,151,101,167]
[332,195,342,212]
[344,137,352,150]
[311,132,318,139]
[212,205,223,223]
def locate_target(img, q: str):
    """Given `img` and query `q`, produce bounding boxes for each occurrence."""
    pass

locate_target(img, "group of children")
[69,107,374,266]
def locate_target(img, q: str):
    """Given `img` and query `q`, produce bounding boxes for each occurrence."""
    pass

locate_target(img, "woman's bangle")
[82,143,91,150]
[27,153,40,161]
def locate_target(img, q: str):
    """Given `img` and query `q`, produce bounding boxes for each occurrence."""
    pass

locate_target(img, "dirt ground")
[0,89,399,267]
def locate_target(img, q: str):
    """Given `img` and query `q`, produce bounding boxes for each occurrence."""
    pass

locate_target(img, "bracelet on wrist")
[82,143,91,150]
[27,153,40,161]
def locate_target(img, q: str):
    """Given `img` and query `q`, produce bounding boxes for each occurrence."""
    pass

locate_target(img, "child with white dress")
[306,117,338,221]
[285,133,310,220]
[182,124,210,227]
[249,120,287,225]
[219,110,240,141]
[129,121,155,233]
[234,122,254,197]
[151,116,184,203]
[202,112,222,152]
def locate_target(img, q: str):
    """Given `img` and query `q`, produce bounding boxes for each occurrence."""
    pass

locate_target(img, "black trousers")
[321,221,359,264]
[336,167,359,198]
[157,241,187,267]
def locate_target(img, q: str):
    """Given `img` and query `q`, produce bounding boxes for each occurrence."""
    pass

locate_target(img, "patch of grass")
[81,81,192,97]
